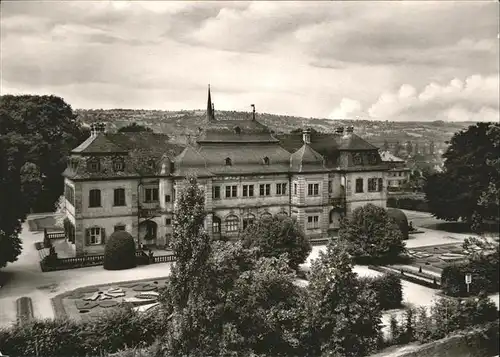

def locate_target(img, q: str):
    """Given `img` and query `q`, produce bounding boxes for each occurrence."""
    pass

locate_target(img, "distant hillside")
[75,108,473,148]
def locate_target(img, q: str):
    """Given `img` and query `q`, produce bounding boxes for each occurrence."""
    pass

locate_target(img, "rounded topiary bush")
[388,208,409,240]
[103,231,137,270]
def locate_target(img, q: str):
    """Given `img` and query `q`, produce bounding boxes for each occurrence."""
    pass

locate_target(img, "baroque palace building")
[63,87,389,255]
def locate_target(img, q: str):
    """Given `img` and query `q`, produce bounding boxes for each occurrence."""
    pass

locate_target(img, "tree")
[166,175,212,310]
[394,141,402,156]
[160,177,306,356]
[337,204,406,263]
[405,141,413,156]
[117,123,153,133]
[0,95,85,267]
[304,242,382,356]
[240,215,311,270]
[424,123,499,225]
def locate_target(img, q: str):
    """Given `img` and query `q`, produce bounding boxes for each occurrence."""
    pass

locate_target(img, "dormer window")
[353,153,363,166]
[225,157,232,166]
[87,158,101,173]
[368,153,378,165]
[234,126,241,135]
[263,157,270,165]
[113,158,125,172]
[148,160,156,170]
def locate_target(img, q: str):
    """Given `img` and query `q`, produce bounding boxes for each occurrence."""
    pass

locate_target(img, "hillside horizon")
[75,108,475,151]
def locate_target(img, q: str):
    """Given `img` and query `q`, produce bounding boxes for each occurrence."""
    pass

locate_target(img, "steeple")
[207,84,215,121]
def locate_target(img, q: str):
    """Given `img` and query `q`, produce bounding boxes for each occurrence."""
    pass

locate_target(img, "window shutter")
[85,228,90,246]
[101,228,106,244]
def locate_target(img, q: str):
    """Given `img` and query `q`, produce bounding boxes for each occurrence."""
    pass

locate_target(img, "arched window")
[225,157,232,166]
[234,126,241,134]
[225,215,239,232]
[213,216,221,234]
[89,189,101,207]
[242,213,256,230]
[260,212,272,220]
[262,156,270,165]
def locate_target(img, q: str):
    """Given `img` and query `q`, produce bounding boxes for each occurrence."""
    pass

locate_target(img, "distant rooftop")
[379,150,405,163]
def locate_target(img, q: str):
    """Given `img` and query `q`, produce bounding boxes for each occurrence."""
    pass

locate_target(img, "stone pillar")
[75,220,85,256]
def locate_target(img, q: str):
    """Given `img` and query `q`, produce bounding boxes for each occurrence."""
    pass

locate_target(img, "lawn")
[52,277,169,322]
[388,243,468,279]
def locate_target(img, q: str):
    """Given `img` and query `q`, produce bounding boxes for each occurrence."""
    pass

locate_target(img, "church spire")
[207,84,215,121]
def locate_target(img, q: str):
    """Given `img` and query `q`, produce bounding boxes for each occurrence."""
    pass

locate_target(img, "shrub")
[240,215,311,270]
[0,307,171,357]
[387,196,430,212]
[359,273,403,310]
[416,293,498,343]
[441,252,499,297]
[103,231,137,270]
[338,204,406,264]
[387,208,409,240]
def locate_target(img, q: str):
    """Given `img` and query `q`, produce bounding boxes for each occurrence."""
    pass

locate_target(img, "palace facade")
[63,88,390,255]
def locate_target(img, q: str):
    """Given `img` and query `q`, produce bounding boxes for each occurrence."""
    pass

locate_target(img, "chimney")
[90,123,97,137]
[346,126,354,134]
[302,128,311,144]
[335,126,345,135]
[251,104,256,120]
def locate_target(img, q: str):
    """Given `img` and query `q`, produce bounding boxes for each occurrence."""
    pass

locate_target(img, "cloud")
[328,98,362,119]
[0,1,498,121]
[367,74,499,122]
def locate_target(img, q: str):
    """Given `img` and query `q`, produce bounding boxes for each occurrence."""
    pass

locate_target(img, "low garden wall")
[40,251,176,272]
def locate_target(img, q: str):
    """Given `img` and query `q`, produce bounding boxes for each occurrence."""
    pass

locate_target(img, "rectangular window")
[307,215,320,229]
[328,180,332,193]
[259,184,271,196]
[276,183,287,195]
[307,183,319,196]
[225,185,237,198]
[88,227,102,245]
[378,178,383,192]
[89,189,101,208]
[114,188,126,206]
[294,183,298,195]
[145,188,159,202]
[213,186,221,200]
[243,184,254,197]
[114,225,126,232]
[65,184,75,206]
[165,218,172,226]
[165,194,171,203]
[368,178,377,192]
[355,178,364,193]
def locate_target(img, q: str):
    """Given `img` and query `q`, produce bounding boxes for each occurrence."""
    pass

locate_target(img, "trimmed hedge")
[441,252,499,297]
[387,208,409,240]
[387,196,430,212]
[359,272,403,310]
[0,307,170,357]
[103,231,137,270]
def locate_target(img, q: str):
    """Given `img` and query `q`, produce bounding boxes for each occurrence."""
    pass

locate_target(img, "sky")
[1,1,499,122]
